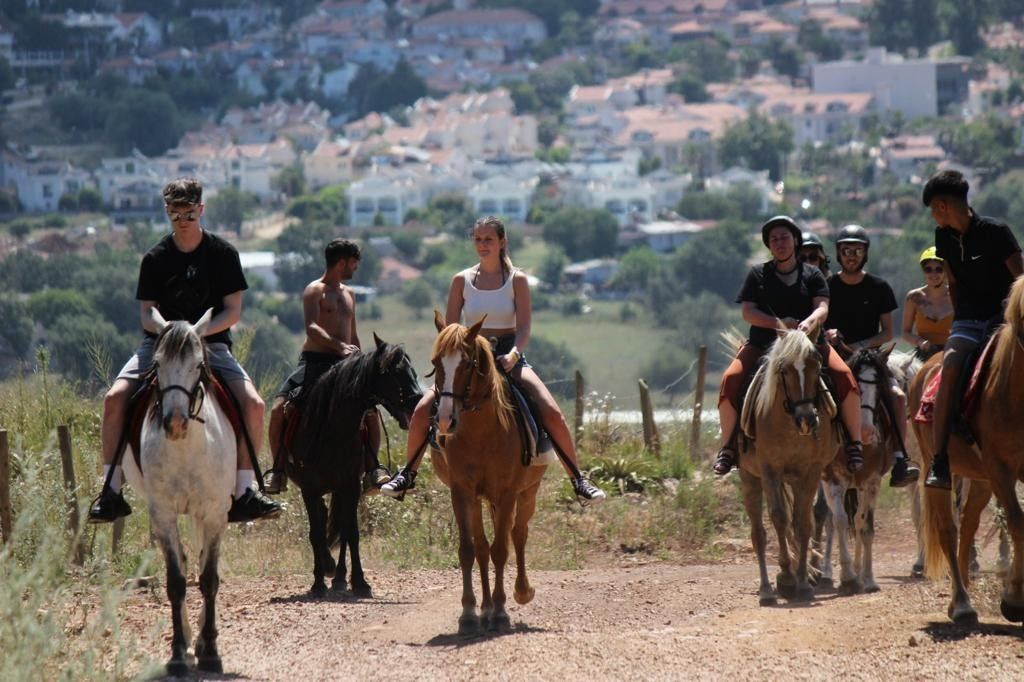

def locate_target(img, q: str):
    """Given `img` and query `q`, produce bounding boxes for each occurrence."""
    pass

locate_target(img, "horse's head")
[756,330,825,436]
[848,343,895,446]
[431,312,506,437]
[150,307,211,441]
[369,332,423,429]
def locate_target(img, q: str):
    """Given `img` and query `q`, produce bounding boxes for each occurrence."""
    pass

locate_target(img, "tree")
[668,70,709,103]
[391,232,422,261]
[541,207,619,261]
[205,187,257,233]
[652,221,752,308]
[766,37,803,81]
[718,111,794,180]
[538,247,568,289]
[0,295,33,359]
[941,0,984,56]
[611,247,660,292]
[48,315,133,382]
[272,163,307,199]
[27,289,97,328]
[521,335,583,398]
[103,90,183,156]
[677,40,734,83]
[400,279,434,319]
[274,220,337,294]
[797,19,842,61]
[868,0,937,55]
[77,187,104,212]
[0,57,14,92]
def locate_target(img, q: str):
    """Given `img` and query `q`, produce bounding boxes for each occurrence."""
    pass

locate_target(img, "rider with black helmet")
[824,224,919,487]
[798,231,831,276]
[713,216,864,476]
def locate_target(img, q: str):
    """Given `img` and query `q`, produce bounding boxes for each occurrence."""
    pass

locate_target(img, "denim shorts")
[490,334,530,369]
[947,319,989,344]
[116,335,251,384]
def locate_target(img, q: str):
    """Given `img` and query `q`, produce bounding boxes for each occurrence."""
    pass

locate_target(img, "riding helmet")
[760,215,802,248]
[835,224,870,246]
[801,232,824,250]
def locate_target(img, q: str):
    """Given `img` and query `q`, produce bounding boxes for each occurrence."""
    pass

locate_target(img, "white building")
[348,172,427,227]
[637,220,706,253]
[467,174,536,223]
[412,9,547,48]
[4,156,92,213]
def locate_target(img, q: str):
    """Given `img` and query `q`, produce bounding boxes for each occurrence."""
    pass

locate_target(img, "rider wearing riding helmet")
[713,216,864,476]
[798,231,831,276]
[823,224,919,488]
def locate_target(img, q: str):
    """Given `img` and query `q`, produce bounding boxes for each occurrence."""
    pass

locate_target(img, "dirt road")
[119,509,1023,681]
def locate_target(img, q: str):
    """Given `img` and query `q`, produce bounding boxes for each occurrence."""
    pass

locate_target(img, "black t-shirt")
[136,231,248,346]
[824,273,897,344]
[736,261,829,349]
[935,212,1021,321]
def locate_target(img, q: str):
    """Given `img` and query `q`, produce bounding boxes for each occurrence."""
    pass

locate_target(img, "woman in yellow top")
[901,246,953,359]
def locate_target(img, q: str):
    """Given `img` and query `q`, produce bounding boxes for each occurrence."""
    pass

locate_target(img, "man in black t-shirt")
[824,224,918,487]
[88,177,281,524]
[922,170,1023,489]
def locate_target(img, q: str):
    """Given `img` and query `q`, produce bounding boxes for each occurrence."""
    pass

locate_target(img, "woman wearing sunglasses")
[797,231,831,276]
[901,247,953,359]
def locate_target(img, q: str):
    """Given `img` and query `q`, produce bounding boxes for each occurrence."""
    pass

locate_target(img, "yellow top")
[914,309,952,346]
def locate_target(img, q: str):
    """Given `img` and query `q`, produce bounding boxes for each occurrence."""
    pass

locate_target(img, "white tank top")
[461,268,517,329]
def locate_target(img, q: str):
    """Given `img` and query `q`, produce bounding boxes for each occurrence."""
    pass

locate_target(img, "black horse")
[286,334,422,596]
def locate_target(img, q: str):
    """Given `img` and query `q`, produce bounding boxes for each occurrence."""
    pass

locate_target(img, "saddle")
[122,371,244,474]
[914,332,998,432]
[504,376,556,467]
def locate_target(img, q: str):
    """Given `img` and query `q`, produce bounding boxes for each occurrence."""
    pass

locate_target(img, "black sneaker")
[889,455,920,488]
[379,469,416,498]
[924,451,952,490]
[228,488,283,523]
[572,477,606,506]
[87,488,132,524]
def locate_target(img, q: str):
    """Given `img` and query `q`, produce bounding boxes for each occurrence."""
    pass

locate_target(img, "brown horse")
[739,330,838,605]
[914,276,1024,625]
[428,311,547,634]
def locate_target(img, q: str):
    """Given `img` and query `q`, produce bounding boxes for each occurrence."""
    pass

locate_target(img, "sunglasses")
[922,265,943,274]
[166,205,199,222]
[798,252,821,263]
[839,246,865,258]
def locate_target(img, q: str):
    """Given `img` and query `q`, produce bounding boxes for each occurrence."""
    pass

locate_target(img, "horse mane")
[753,331,818,420]
[886,348,921,391]
[433,324,514,432]
[985,276,1024,416]
[155,321,203,361]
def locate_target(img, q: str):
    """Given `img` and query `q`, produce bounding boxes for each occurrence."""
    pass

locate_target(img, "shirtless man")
[264,238,389,494]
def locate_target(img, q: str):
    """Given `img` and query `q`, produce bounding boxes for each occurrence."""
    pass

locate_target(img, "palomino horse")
[739,329,838,605]
[429,312,547,633]
[914,275,1024,625]
[818,345,898,595]
[121,308,233,676]
[287,335,422,596]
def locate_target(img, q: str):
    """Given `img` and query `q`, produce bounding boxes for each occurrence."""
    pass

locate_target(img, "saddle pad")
[506,379,556,466]
[740,362,768,440]
[913,333,997,424]
[128,376,243,472]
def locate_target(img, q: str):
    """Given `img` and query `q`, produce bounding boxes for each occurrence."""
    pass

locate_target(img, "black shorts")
[275,351,344,402]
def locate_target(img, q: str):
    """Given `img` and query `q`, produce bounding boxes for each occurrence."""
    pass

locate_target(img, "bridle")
[434,344,488,413]
[778,354,823,416]
[152,359,208,424]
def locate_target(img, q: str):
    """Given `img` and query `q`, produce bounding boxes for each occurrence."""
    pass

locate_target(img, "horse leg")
[811,484,832,588]
[764,473,796,598]
[739,470,775,606]
[302,491,329,596]
[487,495,516,632]
[957,480,991,587]
[472,502,492,623]
[790,477,817,602]
[451,487,479,635]
[344,483,371,598]
[856,480,881,593]
[923,485,976,624]
[194,519,223,674]
[512,484,540,606]
[910,485,926,579]
[154,513,190,677]
[984,459,1024,622]
[824,480,858,595]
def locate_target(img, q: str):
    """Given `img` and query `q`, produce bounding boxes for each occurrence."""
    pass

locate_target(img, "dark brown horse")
[428,311,547,633]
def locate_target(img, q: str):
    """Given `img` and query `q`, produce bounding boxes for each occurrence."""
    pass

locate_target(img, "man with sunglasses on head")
[88,177,282,524]
[824,224,919,488]
[921,169,1023,489]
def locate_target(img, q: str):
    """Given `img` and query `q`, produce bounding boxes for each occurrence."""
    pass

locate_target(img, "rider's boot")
[88,485,132,523]
[888,451,920,488]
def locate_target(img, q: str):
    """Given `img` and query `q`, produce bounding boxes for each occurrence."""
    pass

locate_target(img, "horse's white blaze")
[437,352,461,435]
[795,355,806,400]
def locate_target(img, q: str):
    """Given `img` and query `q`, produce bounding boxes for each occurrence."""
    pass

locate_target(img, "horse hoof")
[351,582,373,599]
[759,593,777,607]
[166,659,189,677]
[838,579,862,596]
[458,615,480,636]
[949,604,978,626]
[514,586,535,605]
[488,612,512,632]
[1000,599,1024,623]
[815,577,835,593]
[790,584,815,603]
[775,575,796,600]
[310,582,328,598]
[910,566,925,580]
[863,583,881,594]
[197,656,223,674]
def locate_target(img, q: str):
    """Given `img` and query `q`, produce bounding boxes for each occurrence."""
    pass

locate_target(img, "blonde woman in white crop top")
[381,216,606,504]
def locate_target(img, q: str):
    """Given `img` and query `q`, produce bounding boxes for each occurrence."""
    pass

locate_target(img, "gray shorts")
[116,336,251,384]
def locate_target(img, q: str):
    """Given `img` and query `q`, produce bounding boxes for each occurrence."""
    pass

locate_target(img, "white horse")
[122,308,235,676]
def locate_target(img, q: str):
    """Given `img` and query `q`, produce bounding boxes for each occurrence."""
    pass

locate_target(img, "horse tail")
[920,479,954,579]
[987,275,1024,415]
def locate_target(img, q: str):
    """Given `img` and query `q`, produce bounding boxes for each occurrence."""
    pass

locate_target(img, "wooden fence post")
[57,425,86,565]
[689,346,708,458]
[573,370,585,447]
[0,430,11,544]
[638,379,661,457]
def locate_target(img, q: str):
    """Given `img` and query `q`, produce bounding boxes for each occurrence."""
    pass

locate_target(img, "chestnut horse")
[428,312,546,634]
[914,276,1024,625]
[739,330,838,605]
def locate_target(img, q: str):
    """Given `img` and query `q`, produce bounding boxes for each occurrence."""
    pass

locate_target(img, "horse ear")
[191,308,213,338]
[466,315,485,343]
[434,309,445,332]
[373,331,385,349]
[150,306,169,333]
[879,341,896,360]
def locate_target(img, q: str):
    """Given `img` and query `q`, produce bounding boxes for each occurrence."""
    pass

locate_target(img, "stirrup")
[713,447,737,475]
